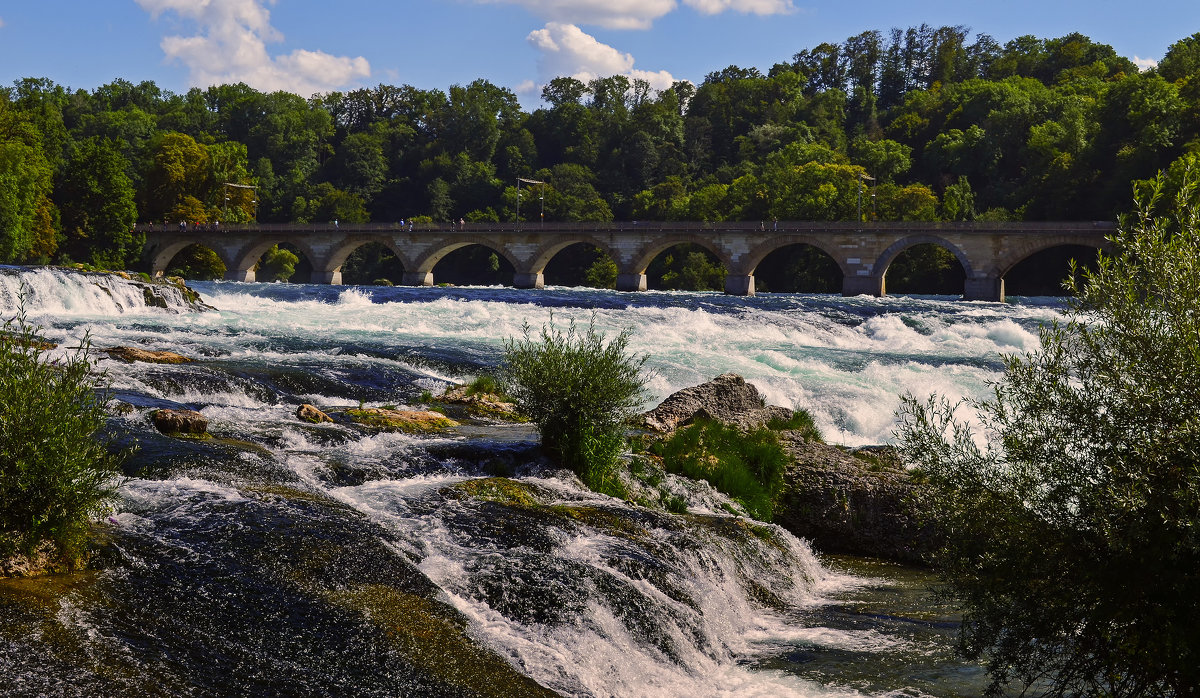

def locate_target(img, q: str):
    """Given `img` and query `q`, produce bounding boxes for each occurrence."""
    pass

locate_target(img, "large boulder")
[152,408,209,436]
[773,433,933,564]
[640,373,791,432]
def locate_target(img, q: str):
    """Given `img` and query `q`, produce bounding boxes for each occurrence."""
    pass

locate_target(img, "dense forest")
[1,26,1198,287]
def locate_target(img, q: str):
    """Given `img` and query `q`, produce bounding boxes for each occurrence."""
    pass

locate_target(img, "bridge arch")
[150,239,237,277]
[741,236,852,277]
[230,238,324,282]
[412,236,522,275]
[527,236,617,275]
[994,234,1108,278]
[627,235,733,275]
[874,235,975,281]
[325,236,416,280]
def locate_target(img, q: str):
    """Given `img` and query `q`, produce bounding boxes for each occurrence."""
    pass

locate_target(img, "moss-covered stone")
[344,407,459,433]
[327,585,555,697]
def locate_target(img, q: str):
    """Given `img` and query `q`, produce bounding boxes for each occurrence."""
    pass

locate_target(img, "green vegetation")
[0,307,123,571]
[1,28,1196,282]
[766,408,823,442]
[463,373,504,398]
[895,168,1200,695]
[648,419,789,521]
[258,244,299,282]
[502,317,647,497]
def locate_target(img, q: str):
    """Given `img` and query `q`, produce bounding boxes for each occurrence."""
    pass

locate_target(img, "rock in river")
[106,346,193,364]
[640,372,791,432]
[152,408,209,436]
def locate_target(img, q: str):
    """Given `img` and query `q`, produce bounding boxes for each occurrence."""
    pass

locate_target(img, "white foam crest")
[0,267,184,316]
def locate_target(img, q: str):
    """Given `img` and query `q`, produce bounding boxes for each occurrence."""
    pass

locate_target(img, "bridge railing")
[138,220,1116,235]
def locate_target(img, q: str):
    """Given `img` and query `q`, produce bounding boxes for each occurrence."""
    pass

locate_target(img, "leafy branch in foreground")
[895,168,1200,696]
[0,304,123,572]
[502,316,647,496]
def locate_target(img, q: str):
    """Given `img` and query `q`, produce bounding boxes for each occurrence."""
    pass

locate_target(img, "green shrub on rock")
[502,317,646,496]
[896,168,1200,695]
[0,307,123,572]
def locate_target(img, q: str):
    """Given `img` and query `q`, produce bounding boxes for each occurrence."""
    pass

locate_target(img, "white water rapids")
[1,267,1061,696]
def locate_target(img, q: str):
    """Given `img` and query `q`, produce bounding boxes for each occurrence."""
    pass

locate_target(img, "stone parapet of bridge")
[141,220,1114,302]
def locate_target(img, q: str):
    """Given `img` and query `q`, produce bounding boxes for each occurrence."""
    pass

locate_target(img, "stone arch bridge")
[141,220,1114,302]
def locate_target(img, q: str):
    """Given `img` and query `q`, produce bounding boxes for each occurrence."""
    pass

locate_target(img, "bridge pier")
[312,269,342,285]
[842,275,884,297]
[402,271,434,287]
[616,273,647,292]
[225,268,256,282]
[723,274,755,296]
[513,272,544,289]
[964,276,1005,302]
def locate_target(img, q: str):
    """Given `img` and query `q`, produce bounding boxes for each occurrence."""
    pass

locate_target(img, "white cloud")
[136,0,369,95]
[682,0,793,15]
[484,0,677,30]
[1133,56,1159,72]
[483,0,791,30]
[527,23,678,94]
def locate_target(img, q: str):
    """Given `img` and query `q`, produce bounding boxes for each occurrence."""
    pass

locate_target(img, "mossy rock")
[446,477,547,507]
[343,407,459,434]
[327,585,555,697]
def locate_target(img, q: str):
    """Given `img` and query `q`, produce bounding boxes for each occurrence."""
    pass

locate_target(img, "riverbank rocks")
[640,373,791,432]
[773,433,932,564]
[151,408,209,436]
[344,407,459,433]
[296,404,333,424]
[438,385,522,421]
[105,346,193,364]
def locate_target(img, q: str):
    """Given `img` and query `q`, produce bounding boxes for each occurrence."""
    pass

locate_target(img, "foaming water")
[1,274,1035,695]
[182,281,1060,445]
[0,266,195,316]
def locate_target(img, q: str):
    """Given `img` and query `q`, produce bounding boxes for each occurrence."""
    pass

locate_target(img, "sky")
[0,1,1194,108]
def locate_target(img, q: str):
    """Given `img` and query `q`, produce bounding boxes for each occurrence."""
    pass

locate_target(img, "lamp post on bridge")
[857,172,875,226]
[224,182,259,223]
[516,177,545,229]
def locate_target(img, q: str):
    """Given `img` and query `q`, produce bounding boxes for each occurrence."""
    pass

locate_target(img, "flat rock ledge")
[343,407,460,434]
[640,373,791,432]
[105,346,193,364]
[438,386,522,421]
[773,434,933,564]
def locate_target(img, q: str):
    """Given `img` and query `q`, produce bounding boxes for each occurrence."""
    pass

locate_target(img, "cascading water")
[0,267,1061,696]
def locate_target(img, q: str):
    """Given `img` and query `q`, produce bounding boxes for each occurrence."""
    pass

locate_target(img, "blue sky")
[0,1,1193,107]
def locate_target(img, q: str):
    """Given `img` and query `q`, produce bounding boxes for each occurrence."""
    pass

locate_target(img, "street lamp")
[224,182,258,222]
[516,177,545,228]
[857,173,875,225]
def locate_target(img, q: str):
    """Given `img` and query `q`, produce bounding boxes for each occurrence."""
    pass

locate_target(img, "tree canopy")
[0,26,1195,269]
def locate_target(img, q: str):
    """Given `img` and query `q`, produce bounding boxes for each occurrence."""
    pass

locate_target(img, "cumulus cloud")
[484,0,791,30]
[135,0,369,95]
[1133,56,1159,72]
[527,22,678,93]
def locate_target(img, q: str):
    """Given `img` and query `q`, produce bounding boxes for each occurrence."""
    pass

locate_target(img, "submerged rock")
[151,408,209,436]
[343,407,459,433]
[640,373,791,432]
[105,346,193,364]
[773,434,932,564]
[296,403,333,424]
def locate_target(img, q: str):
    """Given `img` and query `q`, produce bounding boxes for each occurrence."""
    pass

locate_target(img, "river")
[0,267,1065,696]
